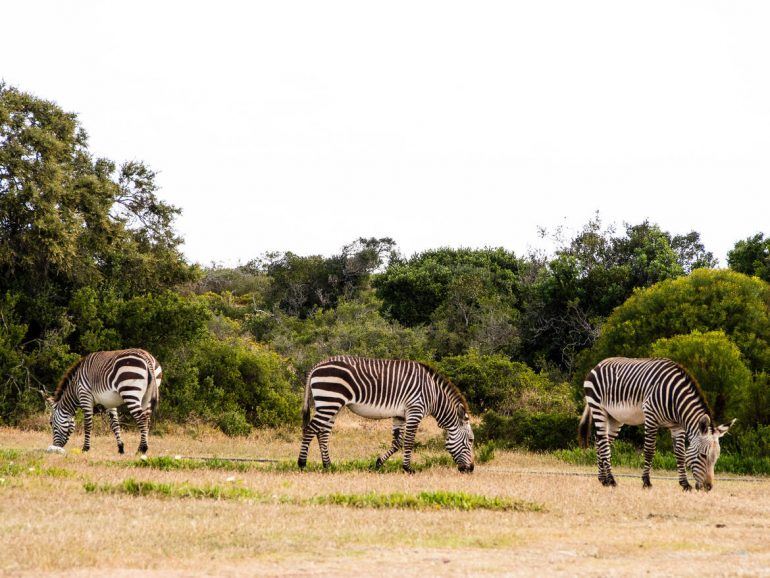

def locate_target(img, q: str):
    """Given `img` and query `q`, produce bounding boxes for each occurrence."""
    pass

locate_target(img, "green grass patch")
[131,454,455,474]
[554,441,770,475]
[84,478,262,500]
[312,490,541,512]
[84,479,541,512]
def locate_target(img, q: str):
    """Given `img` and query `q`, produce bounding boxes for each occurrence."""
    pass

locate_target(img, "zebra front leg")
[376,417,404,468]
[400,414,422,474]
[81,403,94,453]
[641,420,658,489]
[108,409,125,454]
[672,429,692,491]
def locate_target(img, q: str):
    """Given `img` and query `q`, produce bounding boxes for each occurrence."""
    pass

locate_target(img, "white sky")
[2,1,769,265]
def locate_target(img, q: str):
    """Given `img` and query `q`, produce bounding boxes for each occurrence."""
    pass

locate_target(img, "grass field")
[2,413,770,577]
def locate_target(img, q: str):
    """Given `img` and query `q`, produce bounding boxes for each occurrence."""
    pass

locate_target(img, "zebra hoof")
[118,444,125,455]
[681,482,693,492]
[375,457,384,469]
[602,476,617,487]
[402,466,415,475]
[642,476,652,489]
[297,458,307,470]
[138,445,148,454]
[81,445,90,453]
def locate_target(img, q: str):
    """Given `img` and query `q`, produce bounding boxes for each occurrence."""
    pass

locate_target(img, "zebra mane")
[663,359,714,421]
[53,357,84,402]
[418,362,470,414]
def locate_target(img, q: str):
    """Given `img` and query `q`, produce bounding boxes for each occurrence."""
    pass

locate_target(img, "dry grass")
[2,412,770,577]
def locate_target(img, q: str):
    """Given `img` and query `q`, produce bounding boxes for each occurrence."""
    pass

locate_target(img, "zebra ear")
[44,396,55,409]
[716,418,736,437]
[698,415,710,435]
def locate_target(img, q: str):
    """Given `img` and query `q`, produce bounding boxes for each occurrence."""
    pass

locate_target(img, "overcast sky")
[2,1,769,265]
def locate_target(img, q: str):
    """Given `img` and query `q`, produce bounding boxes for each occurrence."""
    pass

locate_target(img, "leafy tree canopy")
[520,216,717,370]
[0,83,196,338]
[374,247,521,327]
[728,233,770,283]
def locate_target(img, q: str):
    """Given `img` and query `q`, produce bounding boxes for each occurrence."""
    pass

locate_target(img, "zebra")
[297,356,475,473]
[46,348,162,455]
[579,357,735,491]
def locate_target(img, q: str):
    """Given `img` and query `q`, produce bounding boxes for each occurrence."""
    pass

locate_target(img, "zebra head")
[48,402,75,452]
[686,415,735,491]
[446,404,474,472]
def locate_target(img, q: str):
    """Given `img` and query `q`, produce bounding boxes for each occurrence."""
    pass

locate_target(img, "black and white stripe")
[298,356,475,473]
[579,357,735,491]
[48,348,162,454]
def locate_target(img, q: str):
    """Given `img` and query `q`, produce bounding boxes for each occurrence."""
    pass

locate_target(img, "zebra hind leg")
[376,418,404,469]
[592,409,618,487]
[108,409,125,454]
[127,403,150,454]
[297,426,316,469]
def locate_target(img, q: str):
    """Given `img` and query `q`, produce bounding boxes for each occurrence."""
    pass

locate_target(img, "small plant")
[476,442,496,464]
[216,410,253,437]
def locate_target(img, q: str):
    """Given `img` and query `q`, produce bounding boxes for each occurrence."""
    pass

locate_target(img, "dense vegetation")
[1,84,769,465]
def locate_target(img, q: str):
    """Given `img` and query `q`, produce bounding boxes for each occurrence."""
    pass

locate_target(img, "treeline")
[2,83,770,457]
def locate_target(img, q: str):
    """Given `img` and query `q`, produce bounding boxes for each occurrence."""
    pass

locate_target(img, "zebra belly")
[605,403,645,426]
[92,389,124,409]
[347,403,404,420]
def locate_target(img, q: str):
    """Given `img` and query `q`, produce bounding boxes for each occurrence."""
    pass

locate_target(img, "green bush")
[268,292,432,376]
[160,336,301,430]
[586,269,770,373]
[437,350,576,415]
[216,410,252,437]
[477,411,579,451]
[649,330,753,420]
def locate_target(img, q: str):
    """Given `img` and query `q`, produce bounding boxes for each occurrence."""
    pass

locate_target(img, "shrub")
[268,292,432,376]
[650,330,753,420]
[478,411,579,451]
[586,269,770,373]
[437,350,576,415]
[216,410,252,437]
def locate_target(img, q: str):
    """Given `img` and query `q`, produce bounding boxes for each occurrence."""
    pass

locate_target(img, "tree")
[0,83,196,335]
[374,247,521,327]
[728,233,770,283]
[520,216,717,370]
[263,237,395,317]
[0,83,197,420]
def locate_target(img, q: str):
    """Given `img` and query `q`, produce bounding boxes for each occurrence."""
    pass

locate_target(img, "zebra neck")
[684,409,711,438]
[430,382,462,430]
[57,380,80,414]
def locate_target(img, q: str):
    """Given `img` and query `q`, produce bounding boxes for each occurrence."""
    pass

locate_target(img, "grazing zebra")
[47,348,162,455]
[579,357,735,491]
[298,356,475,473]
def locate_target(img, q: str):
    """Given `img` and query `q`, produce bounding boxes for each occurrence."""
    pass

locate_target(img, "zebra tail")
[302,370,313,429]
[578,403,592,448]
[149,362,160,414]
